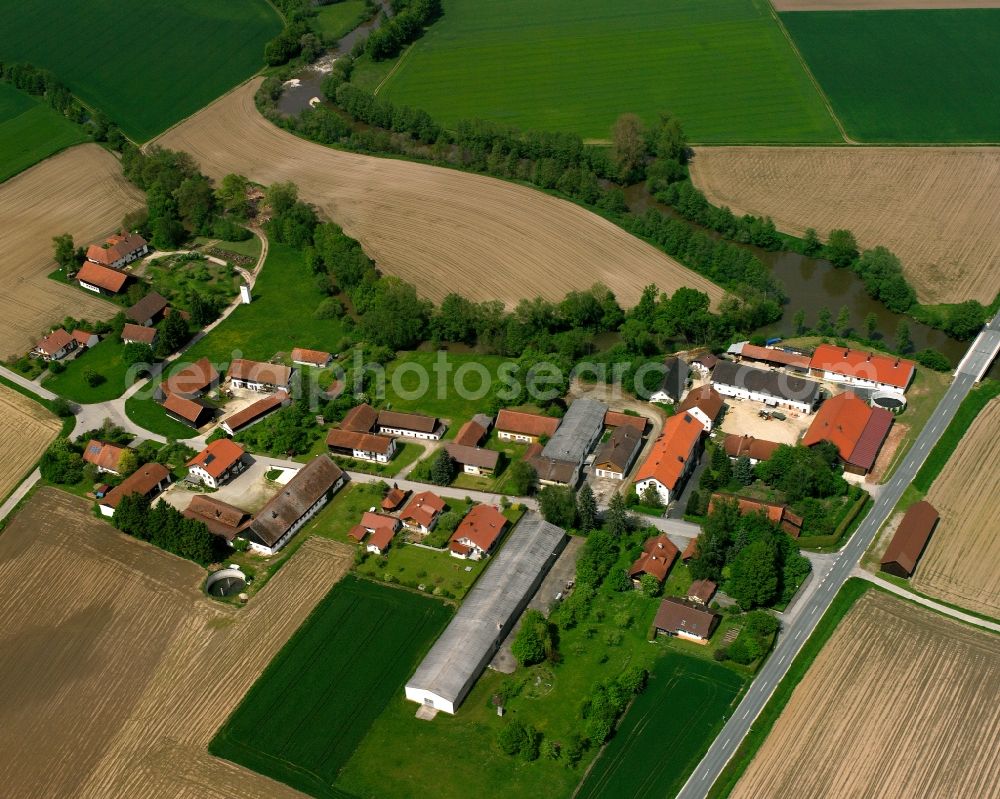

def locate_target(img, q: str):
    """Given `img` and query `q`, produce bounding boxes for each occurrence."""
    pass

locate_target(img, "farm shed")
[712,361,820,414]
[810,344,915,395]
[220,390,288,435]
[160,357,220,399]
[539,397,607,483]
[377,409,445,440]
[496,408,560,442]
[881,501,940,578]
[723,434,781,465]
[99,463,171,517]
[182,495,251,541]
[405,513,567,714]
[76,261,129,295]
[803,391,893,474]
[126,291,168,326]
[341,403,379,433]
[227,359,293,392]
[445,442,499,475]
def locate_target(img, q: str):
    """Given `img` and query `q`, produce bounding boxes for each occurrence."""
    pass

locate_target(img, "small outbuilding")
[881,501,939,578]
[653,597,721,644]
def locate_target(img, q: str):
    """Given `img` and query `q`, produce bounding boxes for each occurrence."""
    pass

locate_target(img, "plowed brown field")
[0,488,352,799]
[911,399,1000,617]
[732,590,1000,799]
[156,79,723,309]
[690,146,1000,305]
[0,144,144,359]
[0,385,60,500]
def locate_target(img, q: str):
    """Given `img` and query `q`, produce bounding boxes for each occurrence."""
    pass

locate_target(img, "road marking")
[811,605,818,615]
[742,709,751,719]
[795,629,803,640]
[723,738,731,748]
[700,771,708,782]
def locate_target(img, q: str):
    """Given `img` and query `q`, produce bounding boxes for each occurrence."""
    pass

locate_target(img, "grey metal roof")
[712,360,820,406]
[657,356,690,401]
[405,513,567,709]
[540,397,606,465]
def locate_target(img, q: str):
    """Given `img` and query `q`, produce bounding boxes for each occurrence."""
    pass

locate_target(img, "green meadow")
[0,82,85,182]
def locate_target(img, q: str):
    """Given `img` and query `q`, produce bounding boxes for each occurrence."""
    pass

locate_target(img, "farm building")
[677,385,725,432]
[182,494,251,541]
[710,493,804,538]
[405,512,567,714]
[98,462,171,517]
[121,323,157,346]
[162,393,214,428]
[86,231,148,268]
[712,361,820,414]
[220,390,289,435]
[810,344,915,395]
[648,356,690,403]
[82,440,125,474]
[126,291,168,326]
[592,424,643,480]
[33,328,76,361]
[453,414,493,447]
[71,329,99,349]
[690,353,719,377]
[326,428,397,462]
[802,391,894,475]
[291,347,332,368]
[381,486,408,511]
[76,261,129,295]
[723,434,781,465]
[524,444,579,486]
[400,490,446,533]
[681,538,698,562]
[160,357,220,399]
[341,403,379,433]
[634,412,703,505]
[445,443,499,476]
[186,439,246,488]
[537,398,607,486]
[733,342,811,372]
[245,457,346,555]
[604,410,647,432]
[448,504,508,560]
[495,409,560,443]
[377,409,445,440]
[881,501,940,578]
[687,579,717,605]
[653,597,721,643]
[227,359,294,392]
[628,535,679,586]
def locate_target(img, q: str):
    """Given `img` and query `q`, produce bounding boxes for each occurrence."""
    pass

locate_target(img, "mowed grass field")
[378,0,841,143]
[577,652,745,799]
[0,82,85,182]
[210,576,452,799]
[782,10,1000,142]
[0,0,281,141]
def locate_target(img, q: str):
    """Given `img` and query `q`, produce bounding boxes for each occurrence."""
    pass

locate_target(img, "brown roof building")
[496,409,560,441]
[221,391,289,435]
[86,231,147,266]
[802,391,894,474]
[76,261,129,294]
[72,329,98,348]
[881,501,939,578]
[377,409,442,438]
[182,495,251,541]
[604,410,647,432]
[449,504,508,559]
[162,357,220,398]
[82,440,125,473]
[629,535,679,584]
[737,344,812,371]
[677,386,725,431]
[593,424,643,477]
[187,439,245,485]
[381,487,409,512]
[162,393,214,428]
[687,579,717,605]
[445,443,499,472]
[710,493,805,538]
[291,347,332,367]
[122,323,157,346]
[723,434,781,464]
[653,597,721,642]
[400,491,446,531]
[326,428,396,457]
[227,358,293,390]
[341,403,379,433]
[34,328,75,359]
[453,418,488,447]
[126,291,168,325]
[524,443,579,485]
[99,462,171,514]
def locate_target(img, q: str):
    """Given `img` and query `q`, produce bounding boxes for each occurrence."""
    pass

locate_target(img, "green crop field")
[377,0,840,143]
[576,652,746,799]
[210,576,451,799]
[0,0,282,142]
[0,82,85,182]
[782,10,1000,143]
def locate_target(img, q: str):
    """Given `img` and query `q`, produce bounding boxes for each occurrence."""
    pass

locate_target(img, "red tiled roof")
[677,386,725,421]
[450,504,507,554]
[326,428,395,455]
[102,462,170,509]
[341,403,378,433]
[802,392,893,471]
[881,501,939,576]
[162,392,210,425]
[367,525,395,552]
[739,344,812,370]
[377,409,439,434]
[86,231,146,265]
[227,358,292,387]
[291,347,331,367]
[449,540,473,557]
[361,511,398,532]
[709,493,804,538]
[604,410,647,431]
[496,409,560,438]
[36,328,73,356]
[681,538,698,561]
[348,524,367,542]
[76,261,128,293]
[723,434,781,462]
[122,323,156,345]
[629,535,679,582]
[381,487,408,511]
[163,358,219,398]
[401,491,445,528]
[222,391,287,432]
[635,413,703,490]
[187,439,244,479]
[82,439,124,471]
[453,419,487,447]
[810,344,915,391]
[71,329,96,347]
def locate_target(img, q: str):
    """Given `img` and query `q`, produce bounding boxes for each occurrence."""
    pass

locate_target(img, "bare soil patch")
[732,590,1000,798]
[865,419,907,484]
[156,80,724,309]
[0,384,60,500]
[0,144,145,359]
[690,146,1000,305]
[0,487,352,799]
[912,398,1000,617]
[718,396,812,445]
[774,0,1000,9]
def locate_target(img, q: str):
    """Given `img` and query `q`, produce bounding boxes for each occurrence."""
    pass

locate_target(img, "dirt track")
[0,145,144,359]
[0,488,352,799]
[690,146,1000,305]
[774,0,1000,9]
[156,79,723,309]
[912,399,1000,617]
[733,590,1000,798]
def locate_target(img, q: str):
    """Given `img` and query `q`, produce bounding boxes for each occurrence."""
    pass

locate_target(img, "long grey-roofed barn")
[404,513,567,714]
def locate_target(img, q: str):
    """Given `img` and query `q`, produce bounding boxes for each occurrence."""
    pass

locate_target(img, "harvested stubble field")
[0,144,144,359]
[689,146,1000,305]
[911,399,1000,617]
[0,384,59,500]
[731,590,1000,798]
[0,487,352,799]
[156,80,723,309]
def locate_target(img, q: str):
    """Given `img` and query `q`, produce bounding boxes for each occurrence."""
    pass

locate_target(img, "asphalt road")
[677,316,999,799]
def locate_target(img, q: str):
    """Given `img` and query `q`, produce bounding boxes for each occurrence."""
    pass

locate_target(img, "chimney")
[843,349,850,357]
[894,359,900,367]
[866,353,872,362]
[677,455,684,463]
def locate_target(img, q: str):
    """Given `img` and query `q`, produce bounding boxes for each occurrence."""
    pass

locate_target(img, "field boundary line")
[767,1,854,144]
[373,42,418,96]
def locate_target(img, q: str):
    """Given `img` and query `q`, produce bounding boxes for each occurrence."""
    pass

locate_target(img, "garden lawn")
[143,254,240,313]
[42,338,136,403]
[315,0,368,39]
[210,576,451,799]
[377,0,840,143]
[123,393,200,440]
[0,82,85,182]
[782,10,1000,143]
[304,481,388,544]
[577,652,746,799]
[0,0,282,141]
